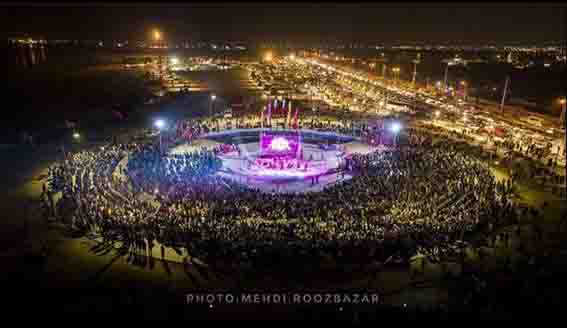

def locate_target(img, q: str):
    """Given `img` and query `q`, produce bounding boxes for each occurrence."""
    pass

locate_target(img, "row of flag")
[260,98,300,129]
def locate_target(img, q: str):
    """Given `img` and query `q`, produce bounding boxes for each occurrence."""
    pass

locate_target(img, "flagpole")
[260,106,264,129]
[287,100,292,128]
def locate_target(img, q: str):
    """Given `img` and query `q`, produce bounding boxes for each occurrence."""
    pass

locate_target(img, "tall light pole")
[559,97,566,127]
[392,67,400,85]
[460,81,468,101]
[153,29,163,82]
[500,75,510,112]
[210,93,216,117]
[443,61,454,93]
[390,121,402,148]
[412,53,420,89]
[559,98,566,175]
[154,119,165,155]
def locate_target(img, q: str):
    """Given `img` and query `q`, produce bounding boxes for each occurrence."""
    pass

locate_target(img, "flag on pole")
[293,107,299,129]
[267,102,272,126]
[286,100,292,127]
[260,106,265,127]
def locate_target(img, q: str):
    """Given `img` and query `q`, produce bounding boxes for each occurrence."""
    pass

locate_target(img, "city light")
[154,119,165,129]
[73,132,80,139]
[170,57,179,65]
[390,122,402,133]
[153,29,162,41]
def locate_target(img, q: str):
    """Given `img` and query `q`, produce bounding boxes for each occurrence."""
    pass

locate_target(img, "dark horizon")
[0,3,565,44]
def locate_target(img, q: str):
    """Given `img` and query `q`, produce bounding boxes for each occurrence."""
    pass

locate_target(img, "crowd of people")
[42,117,519,269]
[419,121,566,199]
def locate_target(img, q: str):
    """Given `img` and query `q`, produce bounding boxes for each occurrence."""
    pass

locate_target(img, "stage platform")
[167,129,377,193]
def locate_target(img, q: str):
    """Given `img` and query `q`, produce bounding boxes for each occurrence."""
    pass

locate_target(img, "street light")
[210,93,217,117]
[153,29,164,81]
[460,80,468,101]
[153,29,161,42]
[559,97,566,126]
[154,119,165,129]
[559,97,567,174]
[392,67,400,84]
[390,121,402,147]
[154,119,165,154]
[443,62,454,92]
[73,132,80,140]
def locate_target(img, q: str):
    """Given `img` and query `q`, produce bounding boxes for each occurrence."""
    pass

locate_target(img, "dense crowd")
[420,122,566,198]
[42,119,519,267]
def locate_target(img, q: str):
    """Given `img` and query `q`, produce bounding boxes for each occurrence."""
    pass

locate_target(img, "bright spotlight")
[73,132,80,139]
[211,94,216,100]
[390,122,402,134]
[154,119,165,129]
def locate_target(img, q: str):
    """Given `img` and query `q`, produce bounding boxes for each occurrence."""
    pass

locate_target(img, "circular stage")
[169,128,377,193]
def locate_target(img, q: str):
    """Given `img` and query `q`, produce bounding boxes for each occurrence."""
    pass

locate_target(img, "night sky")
[0,3,564,44]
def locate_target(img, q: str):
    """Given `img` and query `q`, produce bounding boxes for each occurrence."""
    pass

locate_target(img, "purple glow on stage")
[196,129,362,191]
[271,137,291,151]
[260,132,301,158]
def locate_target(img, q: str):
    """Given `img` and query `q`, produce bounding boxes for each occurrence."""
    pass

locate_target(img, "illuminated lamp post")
[392,67,400,84]
[390,121,402,148]
[558,97,566,172]
[153,29,163,82]
[443,61,454,93]
[154,119,165,154]
[460,80,468,101]
[210,93,217,117]
[559,97,566,127]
